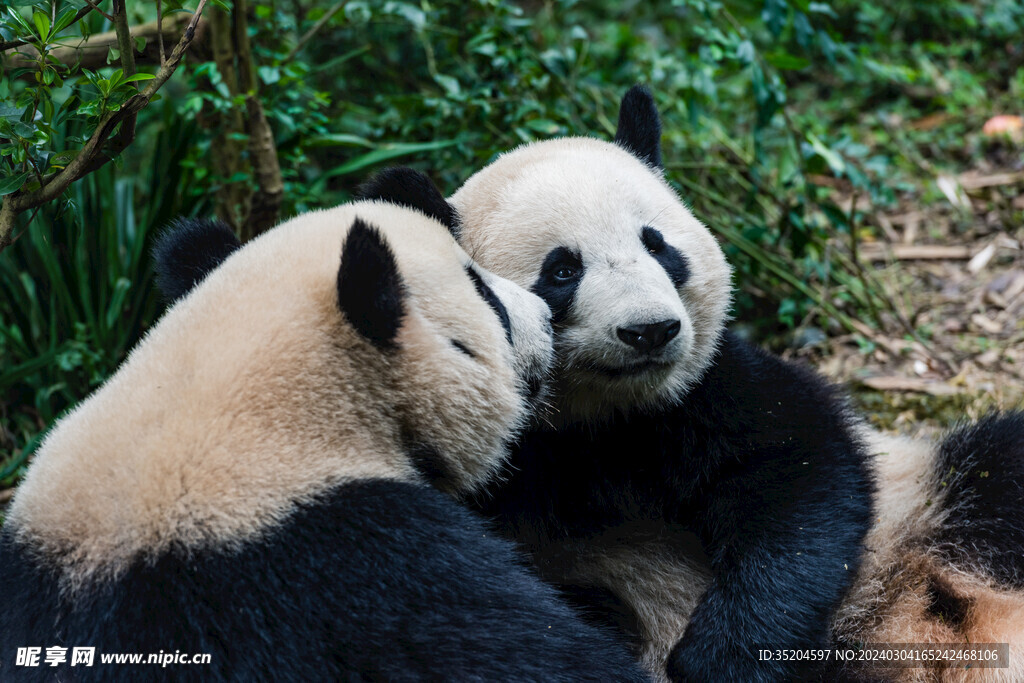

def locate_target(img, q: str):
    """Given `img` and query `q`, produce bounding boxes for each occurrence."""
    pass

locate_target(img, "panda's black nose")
[616,319,681,353]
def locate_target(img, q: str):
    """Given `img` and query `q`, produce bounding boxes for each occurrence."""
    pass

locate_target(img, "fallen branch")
[0,1,211,250]
[859,376,960,396]
[958,170,1024,191]
[859,244,972,262]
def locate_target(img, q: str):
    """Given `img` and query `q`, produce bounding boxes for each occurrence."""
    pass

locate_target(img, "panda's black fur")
[151,217,241,302]
[934,411,1024,589]
[356,166,461,236]
[1,480,644,681]
[0,201,647,682]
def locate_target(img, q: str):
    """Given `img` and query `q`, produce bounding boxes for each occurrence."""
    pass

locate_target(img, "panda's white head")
[7,192,552,584]
[449,87,732,423]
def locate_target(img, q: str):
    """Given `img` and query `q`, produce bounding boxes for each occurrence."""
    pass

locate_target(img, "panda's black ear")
[357,166,460,238]
[338,218,406,351]
[153,218,242,303]
[614,85,663,169]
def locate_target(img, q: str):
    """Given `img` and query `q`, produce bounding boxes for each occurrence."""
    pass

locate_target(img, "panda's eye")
[555,266,577,281]
[642,226,665,254]
[450,339,475,358]
[539,247,583,289]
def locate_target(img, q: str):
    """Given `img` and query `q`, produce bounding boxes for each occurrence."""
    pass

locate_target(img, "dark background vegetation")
[2,0,1023,494]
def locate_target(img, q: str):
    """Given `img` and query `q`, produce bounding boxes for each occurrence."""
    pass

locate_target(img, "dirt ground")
[786,165,1024,439]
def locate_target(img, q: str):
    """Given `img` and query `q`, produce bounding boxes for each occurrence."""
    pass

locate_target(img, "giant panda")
[0,197,650,681]
[360,101,874,681]
[360,89,1024,682]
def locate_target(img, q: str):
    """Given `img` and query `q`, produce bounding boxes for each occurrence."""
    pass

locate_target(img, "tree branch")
[207,5,249,231]
[81,0,115,23]
[0,0,211,250]
[2,13,211,75]
[233,0,283,239]
[157,0,166,65]
[108,0,139,168]
[285,0,349,61]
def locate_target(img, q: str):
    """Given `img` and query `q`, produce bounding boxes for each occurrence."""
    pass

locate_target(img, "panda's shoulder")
[688,331,857,437]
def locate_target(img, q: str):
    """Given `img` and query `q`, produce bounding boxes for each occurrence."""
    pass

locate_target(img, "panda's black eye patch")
[466,267,513,345]
[532,246,584,324]
[642,226,689,288]
[450,339,476,358]
[641,226,666,254]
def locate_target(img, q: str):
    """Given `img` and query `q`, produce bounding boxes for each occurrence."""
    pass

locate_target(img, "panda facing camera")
[362,87,1024,682]
[0,194,648,681]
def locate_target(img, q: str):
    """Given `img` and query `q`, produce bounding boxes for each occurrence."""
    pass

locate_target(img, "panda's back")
[1,478,645,681]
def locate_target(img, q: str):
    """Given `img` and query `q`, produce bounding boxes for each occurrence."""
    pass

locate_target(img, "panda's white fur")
[0,197,651,681]
[446,87,1024,682]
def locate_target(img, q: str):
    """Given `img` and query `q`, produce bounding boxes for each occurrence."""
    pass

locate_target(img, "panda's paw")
[664,640,702,683]
[666,632,783,683]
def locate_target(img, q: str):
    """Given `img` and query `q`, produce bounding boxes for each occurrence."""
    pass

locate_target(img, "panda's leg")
[665,451,872,683]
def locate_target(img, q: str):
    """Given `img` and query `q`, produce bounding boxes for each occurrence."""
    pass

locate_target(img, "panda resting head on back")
[0,192,649,681]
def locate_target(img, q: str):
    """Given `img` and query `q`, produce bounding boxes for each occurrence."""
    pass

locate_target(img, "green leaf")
[32,10,50,41]
[0,105,22,122]
[525,118,561,135]
[807,133,846,175]
[105,278,131,329]
[765,51,811,70]
[0,172,28,196]
[434,74,461,97]
[6,9,35,36]
[306,133,375,148]
[736,40,755,65]
[47,150,78,170]
[52,6,81,35]
[311,140,461,193]
[258,66,280,85]
[383,2,426,30]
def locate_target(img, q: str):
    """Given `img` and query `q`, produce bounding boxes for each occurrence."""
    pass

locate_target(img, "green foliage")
[2,0,1021,486]
[0,1,150,198]
[0,104,205,484]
